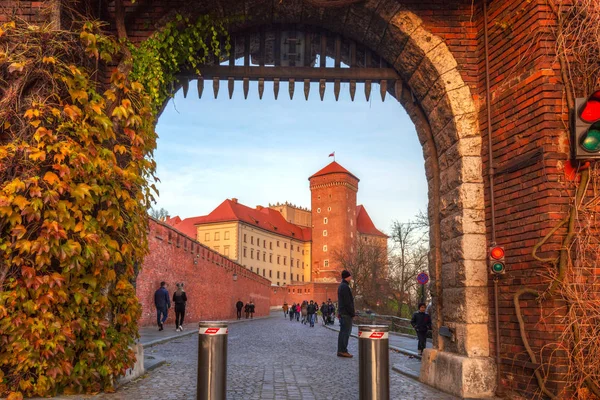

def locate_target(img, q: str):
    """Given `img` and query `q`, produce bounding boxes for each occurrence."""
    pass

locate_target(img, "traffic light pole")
[493,275,501,394]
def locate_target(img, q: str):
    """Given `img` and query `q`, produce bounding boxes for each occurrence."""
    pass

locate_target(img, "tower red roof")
[309,161,360,181]
[356,205,388,238]
[174,199,311,241]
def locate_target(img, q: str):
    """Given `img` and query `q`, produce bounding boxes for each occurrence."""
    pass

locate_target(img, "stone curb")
[323,324,423,360]
[392,363,420,381]
[140,314,276,349]
[144,354,166,372]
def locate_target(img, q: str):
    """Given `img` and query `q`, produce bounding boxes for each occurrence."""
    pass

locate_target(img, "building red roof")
[174,199,312,241]
[356,205,388,238]
[309,161,360,181]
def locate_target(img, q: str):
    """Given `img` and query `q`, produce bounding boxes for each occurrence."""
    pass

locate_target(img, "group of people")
[283,299,337,327]
[154,281,187,332]
[154,270,431,358]
[235,299,256,319]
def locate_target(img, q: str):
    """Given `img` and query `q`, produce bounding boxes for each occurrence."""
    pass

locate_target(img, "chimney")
[256,205,264,210]
[231,198,238,203]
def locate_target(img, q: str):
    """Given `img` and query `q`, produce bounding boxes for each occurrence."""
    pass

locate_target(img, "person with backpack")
[282,302,289,317]
[289,303,296,321]
[301,301,308,324]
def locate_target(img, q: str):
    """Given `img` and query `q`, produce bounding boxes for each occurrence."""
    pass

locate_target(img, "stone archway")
[132,2,494,397]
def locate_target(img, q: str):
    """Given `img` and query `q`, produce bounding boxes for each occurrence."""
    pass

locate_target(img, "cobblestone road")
[92,315,456,400]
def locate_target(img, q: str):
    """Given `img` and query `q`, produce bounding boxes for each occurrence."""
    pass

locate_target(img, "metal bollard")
[197,321,228,400]
[358,324,390,400]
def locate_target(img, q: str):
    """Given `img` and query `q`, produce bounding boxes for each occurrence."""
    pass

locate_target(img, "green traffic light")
[491,262,505,273]
[581,125,600,153]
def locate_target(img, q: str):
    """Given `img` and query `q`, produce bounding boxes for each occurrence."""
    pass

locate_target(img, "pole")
[420,283,425,305]
[358,324,390,400]
[197,321,228,400]
[494,276,502,393]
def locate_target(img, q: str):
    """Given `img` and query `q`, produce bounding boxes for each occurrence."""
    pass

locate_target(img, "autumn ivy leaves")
[0,20,156,397]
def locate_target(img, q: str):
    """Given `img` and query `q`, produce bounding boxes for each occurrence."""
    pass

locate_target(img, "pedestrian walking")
[236,299,244,320]
[321,301,328,325]
[337,270,355,358]
[411,302,432,356]
[327,300,335,325]
[154,281,170,331]
[173,282,187,332]
[301,301,308,324]
[295,303,300,321]
[289,303,296,321]
[307,300,316,327]
[314,301,319,324]
[244,302,250,319]
[283,302,289,317]
[249,300,255,319]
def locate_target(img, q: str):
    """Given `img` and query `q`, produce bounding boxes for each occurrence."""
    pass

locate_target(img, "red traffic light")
[579,90,600,123]
[490,246,504,260]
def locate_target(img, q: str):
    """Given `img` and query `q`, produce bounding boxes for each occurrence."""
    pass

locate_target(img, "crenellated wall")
[137,218,272,326]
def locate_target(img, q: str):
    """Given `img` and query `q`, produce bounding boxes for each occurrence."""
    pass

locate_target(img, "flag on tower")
[328,152,335,157]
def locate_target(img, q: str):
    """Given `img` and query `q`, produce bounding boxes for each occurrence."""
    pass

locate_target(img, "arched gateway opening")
[135,3,492,397]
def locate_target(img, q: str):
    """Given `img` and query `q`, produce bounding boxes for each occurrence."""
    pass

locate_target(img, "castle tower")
[309,161,359,282]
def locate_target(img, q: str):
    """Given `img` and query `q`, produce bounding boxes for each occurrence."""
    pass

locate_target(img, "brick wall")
[137,218,271,326]
[12,0,594,397]
[270,282,339,308]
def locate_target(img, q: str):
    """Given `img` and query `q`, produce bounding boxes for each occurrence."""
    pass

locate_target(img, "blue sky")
[153,79,427,235]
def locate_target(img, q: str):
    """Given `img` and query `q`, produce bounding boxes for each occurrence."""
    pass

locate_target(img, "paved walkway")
[322,322,428,379]
[79,313,456,400]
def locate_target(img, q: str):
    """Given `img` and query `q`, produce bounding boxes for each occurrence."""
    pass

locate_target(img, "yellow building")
[268,202,312,228]
[173,198,311,286]
[170,162,388,286]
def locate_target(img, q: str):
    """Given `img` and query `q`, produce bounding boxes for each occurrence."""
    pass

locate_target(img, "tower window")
[205,233,210,241]
[224,231,230,240]
[323,230,327,236]
[324,217,328,224]
[324,260,329,267]
[214,232,220,241]
[328,207,331,211]
[317,208,321,213]
[323,245,327,252]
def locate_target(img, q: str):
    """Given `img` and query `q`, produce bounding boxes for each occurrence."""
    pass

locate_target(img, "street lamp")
[233,273,238,282]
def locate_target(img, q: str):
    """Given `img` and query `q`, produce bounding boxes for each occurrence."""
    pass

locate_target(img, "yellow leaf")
[3,121,11,129]
[43,171,60,185]
[8,62,24,73]
[63,104,82,121]
[42,56,56,64]
[107,270,116,281]
[30,119,41,128]
[12,195,29,210]
[29,150,46,161]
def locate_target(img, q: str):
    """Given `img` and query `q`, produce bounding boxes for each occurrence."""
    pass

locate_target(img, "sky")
[153,79,428,236]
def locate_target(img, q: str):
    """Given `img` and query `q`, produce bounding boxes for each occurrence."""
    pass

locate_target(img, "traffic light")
[489,245,505,275]
[572,90,600,160]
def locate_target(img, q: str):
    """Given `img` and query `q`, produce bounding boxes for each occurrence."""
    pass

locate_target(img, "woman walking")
[173,282,187,332]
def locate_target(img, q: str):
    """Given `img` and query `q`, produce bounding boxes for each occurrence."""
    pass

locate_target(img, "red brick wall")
[270,282,339,308]
[137,219,271,326]
[16,0,593,397]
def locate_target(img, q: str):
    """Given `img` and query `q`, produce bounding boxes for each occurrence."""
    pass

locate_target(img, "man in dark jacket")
[411,302,432,355]
[235,299,244,320]
[307,300,316,327]
[337,270,355,357]
[173,283,187,332]
[154,281,170,331]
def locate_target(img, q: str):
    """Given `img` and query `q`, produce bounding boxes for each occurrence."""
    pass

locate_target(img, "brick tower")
[309,161,359,282]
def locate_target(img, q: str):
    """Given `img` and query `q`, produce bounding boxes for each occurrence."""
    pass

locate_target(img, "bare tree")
[387,213,429,317]
[333,236,388,310]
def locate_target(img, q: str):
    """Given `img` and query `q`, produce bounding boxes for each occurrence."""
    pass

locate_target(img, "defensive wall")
[137,218,272,326]
[269,282,339,308]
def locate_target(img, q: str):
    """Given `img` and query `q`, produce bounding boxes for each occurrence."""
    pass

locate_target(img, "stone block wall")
[137,219,271,326]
